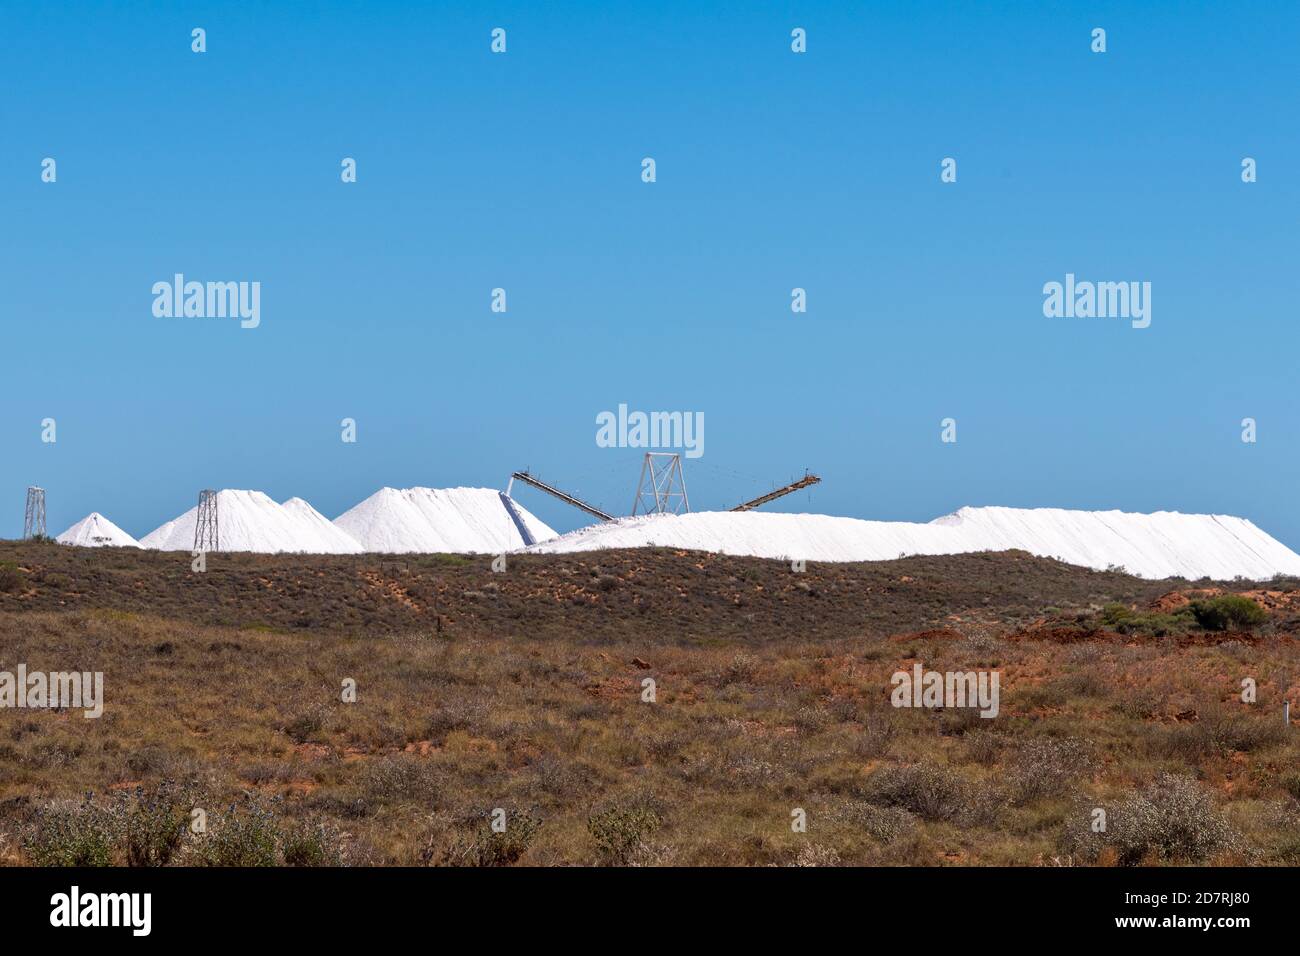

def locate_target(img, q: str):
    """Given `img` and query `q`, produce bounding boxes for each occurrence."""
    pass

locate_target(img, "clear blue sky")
[3,1,1298,545]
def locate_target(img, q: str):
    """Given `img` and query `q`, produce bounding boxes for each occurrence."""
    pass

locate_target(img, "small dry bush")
[860,763,992,824]
[422,807,542,867]
[787,844,841,867]
[830,800,918,842]
[851,711,898,759]
[1007,737,1092,805]
[587,796,665,866]
[1062,774,1239,865]
[959,730,1004,767]
[1144,709,1286,762]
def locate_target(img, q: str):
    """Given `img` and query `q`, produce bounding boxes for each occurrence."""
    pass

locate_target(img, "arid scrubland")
[3,542,1300,866]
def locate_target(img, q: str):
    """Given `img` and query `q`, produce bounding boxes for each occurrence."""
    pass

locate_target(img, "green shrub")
[22,782,199,867]
[117,781,194,867]
[432,808,542,867]
[281,820,344,867]
[21,798,116,866]
[0,561,22,594]
[1100,601,1196,636]
[1189,595,1266,631]
[192,801,282,867]
[1056,669,1107,698]
[1099,602,1132,626]
[587,801,663,866]
[1118,611,1195,637]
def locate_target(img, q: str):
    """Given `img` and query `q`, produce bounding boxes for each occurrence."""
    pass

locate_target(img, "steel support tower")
[23,487,46,539]
[194,489,219,552]
[631,453,689,516]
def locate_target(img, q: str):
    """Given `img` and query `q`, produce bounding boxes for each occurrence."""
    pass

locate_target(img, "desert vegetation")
[2,543,1299,865]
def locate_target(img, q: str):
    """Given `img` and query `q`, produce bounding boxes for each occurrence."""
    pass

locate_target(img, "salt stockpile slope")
[140,490,363,553]
[281,497,366,552]
[56,513,140,548]
[525,511,957,564]
[525,506,1300,581]
[334,487,556,553]
[932,507,1300,581]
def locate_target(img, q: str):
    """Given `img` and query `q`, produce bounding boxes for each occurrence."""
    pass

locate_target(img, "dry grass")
[1,543,1299,865]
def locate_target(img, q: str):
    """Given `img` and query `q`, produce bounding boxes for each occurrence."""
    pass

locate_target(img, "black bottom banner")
[0,865,1276,941]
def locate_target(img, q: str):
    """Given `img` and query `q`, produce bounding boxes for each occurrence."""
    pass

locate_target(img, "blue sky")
[3,1,1298,546]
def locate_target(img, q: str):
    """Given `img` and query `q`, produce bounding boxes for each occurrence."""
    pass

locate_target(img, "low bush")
[22,782,198,867]
[281,820,345,867]
[1189,595,1266,631]
[426,808,542,867]
[118,781,195,866]
[587,799,663,866]
[21,799,116,867]
[191,801,282,867]
[860,763,989,823]
[1007,737,1092,805]
[832,801,918,842]
[0,561,22,594]
[1062,774,1238,865]
[1099,602,1195,636]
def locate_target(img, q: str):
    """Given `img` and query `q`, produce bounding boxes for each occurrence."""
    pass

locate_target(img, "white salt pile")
[334,487,555,553]
[55,513,140,548]
[282,497,359,546]
[140,490,363,553]
[524,506,1300,581]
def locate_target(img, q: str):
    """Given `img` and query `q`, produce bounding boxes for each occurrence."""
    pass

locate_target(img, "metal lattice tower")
[631,453,690,516]
[23,487,46,539]
[194,489,219,552]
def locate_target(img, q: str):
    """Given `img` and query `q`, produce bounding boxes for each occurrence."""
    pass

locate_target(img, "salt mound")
[281,497,366,551]
[139,490,363,553]
[334,487,555,553]
[56,512,140,548]
[525,506,1300,581]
